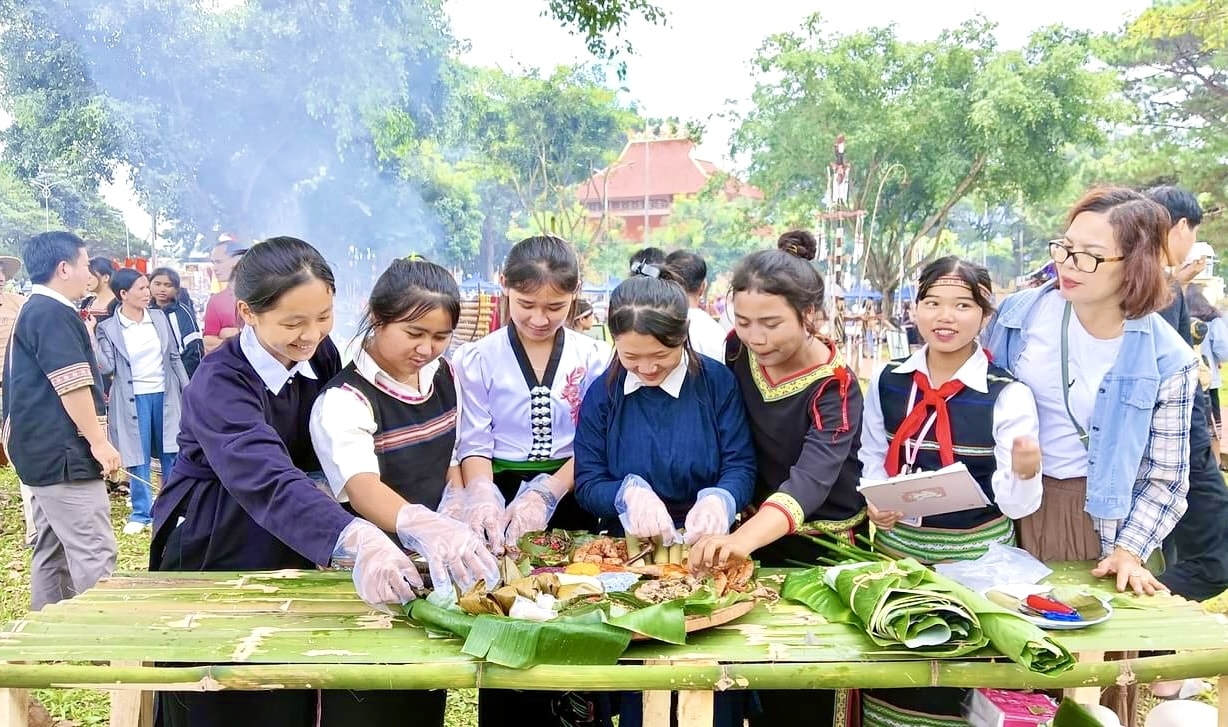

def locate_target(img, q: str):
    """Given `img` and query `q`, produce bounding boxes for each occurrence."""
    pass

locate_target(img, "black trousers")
[1160,384,1228,602]
[154,523,447,727]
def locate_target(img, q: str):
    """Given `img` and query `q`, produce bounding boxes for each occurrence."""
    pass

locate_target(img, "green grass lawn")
[0,468,481,726]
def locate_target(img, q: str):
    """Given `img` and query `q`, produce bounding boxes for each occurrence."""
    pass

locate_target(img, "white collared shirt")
[1013,291,1120,478]
[859,343,1043,521]
[623,352,689,398]
[30,284,77,310]
[687,308,727,361]
[309,347,460,502]
[117,308,165,394]
[239,326,317,396]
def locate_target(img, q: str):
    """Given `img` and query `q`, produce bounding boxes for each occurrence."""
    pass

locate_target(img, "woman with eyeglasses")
[983,186,1197,599]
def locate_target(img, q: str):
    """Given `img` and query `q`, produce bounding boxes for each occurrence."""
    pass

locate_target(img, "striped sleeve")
[21,301,98,396]
[48,362,96,395]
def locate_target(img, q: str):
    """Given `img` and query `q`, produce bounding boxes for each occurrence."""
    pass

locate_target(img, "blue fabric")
[128,392,176,525]
[983,282,1195,520]
[574,355,756,525]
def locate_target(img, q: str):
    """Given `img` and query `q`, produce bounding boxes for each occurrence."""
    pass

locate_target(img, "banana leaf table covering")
[0,564,1227,726]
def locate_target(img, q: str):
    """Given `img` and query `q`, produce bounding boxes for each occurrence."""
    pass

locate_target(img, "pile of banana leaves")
[783,537,1075,675]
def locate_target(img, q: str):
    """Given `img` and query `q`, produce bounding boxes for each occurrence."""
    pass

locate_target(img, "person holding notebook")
[856,256,1043,726]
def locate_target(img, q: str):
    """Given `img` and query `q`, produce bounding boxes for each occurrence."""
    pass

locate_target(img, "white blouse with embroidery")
[454,326,610,463]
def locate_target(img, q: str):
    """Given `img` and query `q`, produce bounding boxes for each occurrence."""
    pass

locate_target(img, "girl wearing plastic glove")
[149,238,427,727]
[310,258,500,600]
[856,257,1044,726]
[573,266,755,546]
[572,266,756,727]
[453,236,609,727]
[688,231,867,727]
[454,236,609,549]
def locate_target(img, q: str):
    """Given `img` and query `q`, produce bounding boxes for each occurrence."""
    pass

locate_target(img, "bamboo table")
[1,564,1227,727]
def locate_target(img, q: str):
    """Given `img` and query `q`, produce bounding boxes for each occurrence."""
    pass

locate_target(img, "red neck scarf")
[884,371,965,476]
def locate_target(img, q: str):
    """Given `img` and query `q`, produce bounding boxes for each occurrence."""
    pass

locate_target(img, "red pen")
[1026,594,1076,615]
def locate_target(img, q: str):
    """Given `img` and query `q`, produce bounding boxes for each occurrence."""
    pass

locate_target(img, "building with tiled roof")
[577,134,761,242]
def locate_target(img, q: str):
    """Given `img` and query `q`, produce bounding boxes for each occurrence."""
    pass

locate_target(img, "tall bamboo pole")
[2,651,1228,692]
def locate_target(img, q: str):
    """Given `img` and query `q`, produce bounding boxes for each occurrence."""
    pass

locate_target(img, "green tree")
[424,64,637,277]
[734,16,1119,301]
[1099,0,1228,241]
[652,185,775,277]
[0,162,63,252]
[1,0,455,260]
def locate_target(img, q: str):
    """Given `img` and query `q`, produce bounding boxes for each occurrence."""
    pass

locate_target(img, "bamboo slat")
[1,564,1227,694]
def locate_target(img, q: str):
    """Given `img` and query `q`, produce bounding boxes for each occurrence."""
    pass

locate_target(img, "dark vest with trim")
[322,360,458,510]
[877,359,1015,529]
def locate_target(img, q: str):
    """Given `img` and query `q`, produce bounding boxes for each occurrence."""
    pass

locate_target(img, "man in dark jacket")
[1145,186,1227,602]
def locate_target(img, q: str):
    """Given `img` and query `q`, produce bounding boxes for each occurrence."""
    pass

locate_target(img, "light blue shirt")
[983,282,1194,521]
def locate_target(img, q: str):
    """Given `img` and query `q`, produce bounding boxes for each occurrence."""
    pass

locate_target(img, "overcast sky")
[447,0,1150,164]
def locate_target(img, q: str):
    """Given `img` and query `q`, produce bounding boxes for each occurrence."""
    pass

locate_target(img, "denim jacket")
[982,282,1195,521]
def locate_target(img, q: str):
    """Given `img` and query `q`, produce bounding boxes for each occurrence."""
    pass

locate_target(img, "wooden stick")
[0,662,29,727]
[676,661,717,727]
[641,659,671,727]
[108,660,153,727]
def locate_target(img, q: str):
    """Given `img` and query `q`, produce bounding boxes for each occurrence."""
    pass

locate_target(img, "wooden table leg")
[1065,651,1106,706]
[1218,675,1228,727]
[0,661,30,727]
[0,687,30,727]
[675,660,717,727]
[643,659,673,726]
[108,661,153,727]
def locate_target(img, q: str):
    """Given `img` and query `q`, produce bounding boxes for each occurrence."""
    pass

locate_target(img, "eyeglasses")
[1048,241,1125,274]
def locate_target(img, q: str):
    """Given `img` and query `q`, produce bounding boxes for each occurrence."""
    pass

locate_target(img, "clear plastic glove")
[615,474,681,544]
[683,488,735,544]
[332,518,421,611]
[504,473,566,550]
[456,478,508,556]
[397,503,501,594]
[436,480,467,522]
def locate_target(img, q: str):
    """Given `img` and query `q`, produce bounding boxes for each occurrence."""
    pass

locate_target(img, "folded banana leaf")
[408,599,632,668]
[782,559,1074,674]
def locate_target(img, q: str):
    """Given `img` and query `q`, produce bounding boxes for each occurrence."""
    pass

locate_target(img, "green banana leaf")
[783,559,1075,674]
[408,599,631,668]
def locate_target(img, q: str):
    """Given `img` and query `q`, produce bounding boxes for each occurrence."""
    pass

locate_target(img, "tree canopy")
[734,15,1118,299]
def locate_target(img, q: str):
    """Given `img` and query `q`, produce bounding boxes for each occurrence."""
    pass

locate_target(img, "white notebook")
[857,463,991,519]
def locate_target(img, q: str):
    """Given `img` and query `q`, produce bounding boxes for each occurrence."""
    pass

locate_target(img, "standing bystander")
[0,254,34,546]
[2,231,121,610]
[202,233,247,354]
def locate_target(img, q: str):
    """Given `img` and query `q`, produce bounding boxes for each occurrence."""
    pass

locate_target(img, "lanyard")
[1060,302,1091,450]
[900,380,953,474]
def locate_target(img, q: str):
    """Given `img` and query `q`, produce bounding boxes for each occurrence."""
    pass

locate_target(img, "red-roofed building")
[577,135,761,242]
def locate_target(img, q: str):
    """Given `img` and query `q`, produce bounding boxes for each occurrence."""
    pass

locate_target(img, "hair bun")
[777,230,818,261]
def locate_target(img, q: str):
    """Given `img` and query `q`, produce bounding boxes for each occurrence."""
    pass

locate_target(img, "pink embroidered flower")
[561,367,587,424]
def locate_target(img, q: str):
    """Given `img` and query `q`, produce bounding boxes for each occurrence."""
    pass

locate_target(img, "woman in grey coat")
[95,268,189,535]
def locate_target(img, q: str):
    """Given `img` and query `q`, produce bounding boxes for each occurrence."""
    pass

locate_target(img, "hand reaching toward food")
[616,474,681,544]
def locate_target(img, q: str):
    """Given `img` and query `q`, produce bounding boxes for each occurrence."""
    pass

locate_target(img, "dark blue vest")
[323,360,458,511]
[877,359,1015,529]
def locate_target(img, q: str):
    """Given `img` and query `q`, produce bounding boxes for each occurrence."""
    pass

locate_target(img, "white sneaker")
[122,521,148,535]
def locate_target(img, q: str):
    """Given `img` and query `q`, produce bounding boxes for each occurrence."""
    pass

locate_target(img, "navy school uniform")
[573,354,756,533]
[573,353,757,727]
[150,329,444,727]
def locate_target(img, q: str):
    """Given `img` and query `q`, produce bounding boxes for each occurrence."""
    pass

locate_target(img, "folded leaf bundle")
[407,599,631,668]
[782,559,1074,674]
